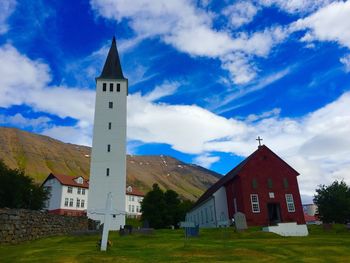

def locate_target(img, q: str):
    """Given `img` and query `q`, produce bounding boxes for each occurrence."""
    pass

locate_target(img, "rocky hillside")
[0,127,221,201]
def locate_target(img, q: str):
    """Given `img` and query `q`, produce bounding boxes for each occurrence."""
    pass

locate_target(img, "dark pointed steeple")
[98,36,125,80]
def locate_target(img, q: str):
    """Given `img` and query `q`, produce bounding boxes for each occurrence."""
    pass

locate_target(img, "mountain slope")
[0,127,221,201]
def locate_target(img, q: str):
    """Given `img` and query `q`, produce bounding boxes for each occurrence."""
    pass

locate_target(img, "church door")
[267,203,282,225]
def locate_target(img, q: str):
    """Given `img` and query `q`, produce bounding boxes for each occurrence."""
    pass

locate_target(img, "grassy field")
[0,225,349,262]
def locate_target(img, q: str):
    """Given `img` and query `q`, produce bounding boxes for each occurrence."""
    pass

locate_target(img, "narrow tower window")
[117,83,120,92]
[102,83,106,91]
[110,83,113,92]
[267,178,273,189]
[107,144,111,152]
[109,102,113,108]
[106,168,110,176]
[108,122,112,130]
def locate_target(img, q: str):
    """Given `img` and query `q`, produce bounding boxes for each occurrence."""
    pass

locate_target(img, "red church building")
[186,144,305,227]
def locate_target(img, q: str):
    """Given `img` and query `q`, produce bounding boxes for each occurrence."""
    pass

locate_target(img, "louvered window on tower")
[109,102,113,108]
[103,83,106,91]
[108,122,112,130]
[107,144,111,152]
[117,83,120,92]
[106,168,110,176]
[110,83,113,91]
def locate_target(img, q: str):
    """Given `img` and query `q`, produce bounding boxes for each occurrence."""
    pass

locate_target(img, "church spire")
[98,36,125,80]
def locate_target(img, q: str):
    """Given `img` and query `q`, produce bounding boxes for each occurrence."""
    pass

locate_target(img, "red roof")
[43,173,89,188]
[304,213,318,222]
[126,186,145,197]
[43,173,145,196]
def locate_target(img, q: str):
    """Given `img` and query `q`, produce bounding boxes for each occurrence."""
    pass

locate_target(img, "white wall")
[125,194,143,217]
[186,186,229,228]
[44,178,62,210]
[61,185,88,211]
[213,186,229,223]
[88,79,127,230]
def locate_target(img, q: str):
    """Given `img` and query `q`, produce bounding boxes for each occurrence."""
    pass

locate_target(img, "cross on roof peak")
[256,136,263,147]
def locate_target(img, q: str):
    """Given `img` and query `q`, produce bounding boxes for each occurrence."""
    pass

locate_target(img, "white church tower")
[87,37,127,230]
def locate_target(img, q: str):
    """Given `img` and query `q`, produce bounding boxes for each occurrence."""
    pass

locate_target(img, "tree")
[0,160,49,210]
[314,180,350,223]
[141,184,194,228]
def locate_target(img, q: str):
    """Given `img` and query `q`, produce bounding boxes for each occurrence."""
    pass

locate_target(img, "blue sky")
[1,0,350,201]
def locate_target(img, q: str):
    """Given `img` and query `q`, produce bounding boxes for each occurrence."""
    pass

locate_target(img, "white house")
[43,173,144,217]
[43,173,88,216]
[125,186,144,218]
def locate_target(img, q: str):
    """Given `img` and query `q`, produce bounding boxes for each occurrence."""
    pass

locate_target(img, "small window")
[132,205,135,212]
[108,122,112,130]
[128,205,131,212]
[81,199,85,208]
[267,178,273,189]
[67,186,73,193]
[82,189,85,195]
[117,83,120,92]
[77,188,81,195]
[250,194,260,213]
[109,102,113,109]
[106,168,110,176]
[64,198,69,207]
[102,83,106,91]
[69,198,74,207]
[107,144,111,152]
[76,198,80,208]
[110,83,113,92]
[131,196,134,201]
[252,178,258,189]
[283,178,289,189]
[285,194,295,212]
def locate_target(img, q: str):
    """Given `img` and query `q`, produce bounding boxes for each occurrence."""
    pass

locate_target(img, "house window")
[267,178,273,189]
[106,168,110,176]
[67,186,73,193]
[102,83,106,91]
[107,144,111,152]
[76,198,80,208]
[131,196,134,201]
[117,83,120,92]
[128,205,131,212]
[250,194,260,213]
[82,189,85,195]
[283,178,289,189]
[64,198,69,207]
[69,198,74,207]
[132,205,135,212]
[285,194,295,212]
[77,188,81,195]
[110,83,113,92]
[108,122,112,130]
[109,102,113,109]
[252,178,258,189]
[81,199,85,208]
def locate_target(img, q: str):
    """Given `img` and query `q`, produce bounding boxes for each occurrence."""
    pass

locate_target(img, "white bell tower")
[87,36,127,230]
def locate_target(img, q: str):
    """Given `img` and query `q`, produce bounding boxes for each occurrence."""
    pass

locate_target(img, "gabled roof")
[126,186,145,197]
[191,145,299,210]
[97,36,126,80]
[43,173,89,188]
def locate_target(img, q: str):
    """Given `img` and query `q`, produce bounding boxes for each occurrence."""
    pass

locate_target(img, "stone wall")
[0,208,94,244]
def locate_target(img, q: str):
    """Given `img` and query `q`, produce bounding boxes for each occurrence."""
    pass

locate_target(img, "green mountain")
[0,127,221,201]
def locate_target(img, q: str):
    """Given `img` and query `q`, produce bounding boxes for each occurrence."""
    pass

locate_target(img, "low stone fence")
[0,208,95,244]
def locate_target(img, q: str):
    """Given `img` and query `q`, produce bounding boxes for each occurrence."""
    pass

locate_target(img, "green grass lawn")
[0,225,349,262]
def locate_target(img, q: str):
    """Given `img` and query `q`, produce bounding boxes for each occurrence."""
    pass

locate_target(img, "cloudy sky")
[1,0,350,202]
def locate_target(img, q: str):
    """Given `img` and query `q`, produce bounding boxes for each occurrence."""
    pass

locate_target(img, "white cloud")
[293,1,350,48]
[144,81,179,102]
[194,154,220,168]
[0,113,51,129]
[223,1,259,29]
[0,0,16,34]
[340,54,350,72]
[0,44,95,123]
[246,108,281,122]
[259,0,334,14]
[90,0,289,84]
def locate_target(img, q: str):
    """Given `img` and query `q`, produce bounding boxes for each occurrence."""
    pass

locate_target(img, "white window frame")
[69,198,74,207]
[77,188,81,195]
[81,199,85,208]
[250,194,260,213]
[76,198,80,208]
[67,186,73,193]
[64,198,69,207]
[82,189,85,195]
[285,194,295,212]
